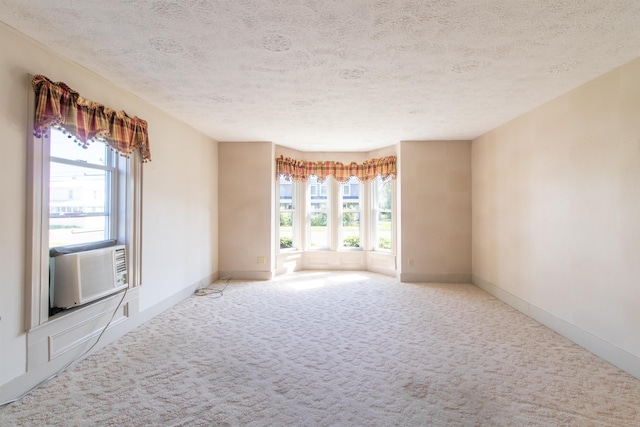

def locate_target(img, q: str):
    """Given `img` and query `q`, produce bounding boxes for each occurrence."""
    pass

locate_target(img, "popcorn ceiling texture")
[2,0,640,151]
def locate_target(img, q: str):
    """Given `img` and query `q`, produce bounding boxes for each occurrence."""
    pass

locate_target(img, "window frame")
[277,175,298,251]
[26,89,142,329]
[371,175,395,253]
[48,127,118,248]
[274,171,396,259]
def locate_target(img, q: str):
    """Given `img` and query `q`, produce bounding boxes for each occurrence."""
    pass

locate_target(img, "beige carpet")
[1,271,639,426]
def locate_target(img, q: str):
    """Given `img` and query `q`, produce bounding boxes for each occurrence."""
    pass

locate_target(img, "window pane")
[377,211,392,250]
[279,212,293,248]
[341,176,361,248]
[374,176,392,251]
[308,176,328,249]
[50,128,108,166]
[342,212,360,247]
[49,162,111,247]
[309,212,328,248]
[279,177,295,249]
[343,201,359,211]
[376,178,392,210]
[311,201,327,210]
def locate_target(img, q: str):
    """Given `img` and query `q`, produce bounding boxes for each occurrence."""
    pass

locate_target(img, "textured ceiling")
[2,0,640,151]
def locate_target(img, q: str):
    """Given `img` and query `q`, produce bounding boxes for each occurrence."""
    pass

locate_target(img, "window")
[307,176,329,249]
[28,74,147,328]
[340,176,362,249]
[373,176,393,251]
[275,155,396,256]
[49,128,117,248]
[28,126,142,326]
[278,176,296,249]
[278,174,393,253]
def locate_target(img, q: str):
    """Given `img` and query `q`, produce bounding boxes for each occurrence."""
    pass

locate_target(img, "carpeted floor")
[1,271,639,426]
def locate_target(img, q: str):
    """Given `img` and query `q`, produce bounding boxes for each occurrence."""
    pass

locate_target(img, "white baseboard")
[472,275,640,380]
[400,272,472,283]
[219,270,274,281]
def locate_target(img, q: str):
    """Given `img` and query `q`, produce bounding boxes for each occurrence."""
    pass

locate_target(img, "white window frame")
[26,91,142,329]
[274,172,396,258]
[277,176,298,251]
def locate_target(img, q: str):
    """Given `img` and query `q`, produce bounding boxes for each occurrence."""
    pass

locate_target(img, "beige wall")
[273,143,472,281]
[0,23,219,388]
[139,115,219,311]
[472,58,640,370]
[219,142,275,278]
[399,140,472,282]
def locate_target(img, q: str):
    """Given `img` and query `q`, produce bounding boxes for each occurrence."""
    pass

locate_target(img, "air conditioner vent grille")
[115,248,127,273]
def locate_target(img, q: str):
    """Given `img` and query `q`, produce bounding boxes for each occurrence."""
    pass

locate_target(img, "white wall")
[472,58,640,377]
[0,22,218,389]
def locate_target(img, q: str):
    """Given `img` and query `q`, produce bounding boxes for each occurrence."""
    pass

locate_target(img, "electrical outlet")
[408,259,414,267]
[257,256,266,265]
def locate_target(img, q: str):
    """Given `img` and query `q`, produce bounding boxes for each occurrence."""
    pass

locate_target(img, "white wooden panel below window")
[27,289,138,371]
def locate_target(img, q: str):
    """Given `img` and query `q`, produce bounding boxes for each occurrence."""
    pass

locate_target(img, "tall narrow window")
[278,176,296,250]
[308,176,329,249]
[340,176,362,249]
[49,127,117,248]
[28,74,148,328]
[373,176,393,251]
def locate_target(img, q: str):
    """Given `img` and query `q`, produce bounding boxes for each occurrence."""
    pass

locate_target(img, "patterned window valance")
[276,155,396,183]
[31,74,151,162]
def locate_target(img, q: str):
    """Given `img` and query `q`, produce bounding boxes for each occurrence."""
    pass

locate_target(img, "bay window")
[275,154,396,257]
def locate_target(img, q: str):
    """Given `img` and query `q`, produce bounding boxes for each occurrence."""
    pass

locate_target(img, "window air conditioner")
[53,245,128,309]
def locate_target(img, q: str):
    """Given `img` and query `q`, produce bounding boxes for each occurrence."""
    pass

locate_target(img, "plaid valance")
[31,74,151,162]
[276,155,397,183]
